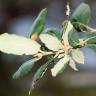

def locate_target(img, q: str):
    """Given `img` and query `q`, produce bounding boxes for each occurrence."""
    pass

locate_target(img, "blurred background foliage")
[1,0,96,96]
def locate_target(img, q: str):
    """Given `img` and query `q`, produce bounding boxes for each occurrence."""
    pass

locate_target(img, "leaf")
[29,57,54,93]
[40,34,63,51]
[13,58,39,79]
[28,8,47,38]
[51,55,70,77]
[70,3,91,25]
[70,3,91,31]
[86,44,96,52]
[71,49,84,64]
[72,22,88,32]
[69,57,78,71]
[32,63,48,84]
[0,33,41,55]
[85,32,96,44]
[45,28,61,40]
[68,28,79,47]
[33,57,55,83]
[28,64,48,95]
[62,21,73,43]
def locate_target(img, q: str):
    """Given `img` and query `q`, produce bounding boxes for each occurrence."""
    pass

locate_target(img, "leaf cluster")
[0,3,95,94]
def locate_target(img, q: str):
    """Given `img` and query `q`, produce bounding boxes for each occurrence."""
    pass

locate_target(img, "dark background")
[0,0,96,96]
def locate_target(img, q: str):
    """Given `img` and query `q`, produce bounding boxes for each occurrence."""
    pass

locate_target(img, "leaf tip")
[51,68,56,77]
[40,8,48,15]
[12,73,17,79]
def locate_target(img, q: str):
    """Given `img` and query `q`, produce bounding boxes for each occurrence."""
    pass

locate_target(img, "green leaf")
[28,8,47,37]
[45,28,61,40]
[32,63,48,83]
[85,32,96,44]
[86,44,96,52]
[30,57,54,91]
[70,3,91,31]
[70,3,91,25]
[71,49,84,64]
[72,22,88,32]
[51,55,69,77]
[13,58,39,79]
[40,34,63,51]
[0,33,41,55]
[68,28,79,47]
[69,57,78,71]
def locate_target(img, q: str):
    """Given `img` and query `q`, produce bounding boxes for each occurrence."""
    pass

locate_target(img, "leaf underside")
[40,34,63,51]
[51,56,69,77]
[71,49,84,64]
[0,33,41,55]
